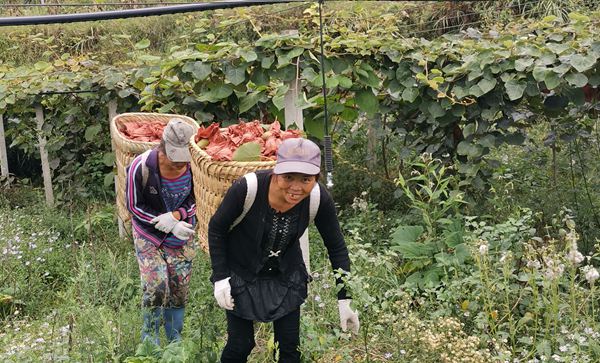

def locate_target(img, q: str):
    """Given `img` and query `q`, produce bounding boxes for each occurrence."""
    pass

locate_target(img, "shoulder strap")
[230,172,258,230]
[139,149,152,189]
[308,183,320,223]
[300,183,321,275]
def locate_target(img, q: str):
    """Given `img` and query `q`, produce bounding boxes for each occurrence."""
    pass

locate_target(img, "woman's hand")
[172,221,195,240]
[214,277,235,310]
[151,212,179,233]
[338,299,359,334]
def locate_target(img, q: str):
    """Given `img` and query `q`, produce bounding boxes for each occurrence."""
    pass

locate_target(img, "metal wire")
[318,0,334,188]
[0,0,306,27]
[1,2,198,6]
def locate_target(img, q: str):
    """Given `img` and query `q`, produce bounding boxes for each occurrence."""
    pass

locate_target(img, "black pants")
[221,309,301,363]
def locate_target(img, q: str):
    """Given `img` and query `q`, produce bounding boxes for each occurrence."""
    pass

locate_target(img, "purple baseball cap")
[273,138,321,175]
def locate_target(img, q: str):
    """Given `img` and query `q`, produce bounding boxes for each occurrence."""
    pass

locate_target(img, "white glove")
[151,212,178,233]
[338,299,359,334]
[171,221,195,240]
[214,277,234,310]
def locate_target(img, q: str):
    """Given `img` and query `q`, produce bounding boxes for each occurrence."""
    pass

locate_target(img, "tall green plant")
[390,154,468,288]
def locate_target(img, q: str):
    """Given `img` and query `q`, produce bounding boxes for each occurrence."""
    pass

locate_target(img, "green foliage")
[390,155,470,289]
[1,8,599,198]
[231,141,261,162]
[479,116,600,254]
[4,178,600,361]
[0,189,227,362]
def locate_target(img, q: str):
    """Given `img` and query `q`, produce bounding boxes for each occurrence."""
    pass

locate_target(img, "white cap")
[162,118,194,162]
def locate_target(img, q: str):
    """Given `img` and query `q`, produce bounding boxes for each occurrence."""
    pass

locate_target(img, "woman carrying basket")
[208,137,359,362]
[125,118,197,344]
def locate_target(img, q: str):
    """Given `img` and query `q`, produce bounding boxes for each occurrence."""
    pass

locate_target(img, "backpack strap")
[300,183,321,274]
[308,184,320,224]
[230,172,258,231]
[139,149,152,189]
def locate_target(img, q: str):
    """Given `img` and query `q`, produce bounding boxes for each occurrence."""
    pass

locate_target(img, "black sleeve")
[314,184,351,300]
[207,176,247,283]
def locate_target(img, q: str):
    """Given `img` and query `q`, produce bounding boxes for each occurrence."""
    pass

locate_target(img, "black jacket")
[208,170,351,299]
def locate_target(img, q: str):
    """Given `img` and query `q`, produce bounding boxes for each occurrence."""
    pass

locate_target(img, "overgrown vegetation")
[2,4,599,205]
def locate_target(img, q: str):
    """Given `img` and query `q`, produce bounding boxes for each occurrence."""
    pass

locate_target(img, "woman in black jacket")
[208,138,359,363]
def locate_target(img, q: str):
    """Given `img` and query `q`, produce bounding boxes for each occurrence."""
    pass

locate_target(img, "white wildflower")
[479,243,489,256]
[59,326,70,336]
[566,249,584,265]
[565,233,578,250]
[583,266,599,285]
[500,252,512,264]
[544,259,564,280]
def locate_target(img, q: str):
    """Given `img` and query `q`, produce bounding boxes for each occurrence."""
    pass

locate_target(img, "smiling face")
[272,173,318,206]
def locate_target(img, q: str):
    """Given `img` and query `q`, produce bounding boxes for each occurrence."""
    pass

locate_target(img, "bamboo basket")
[190,138,276,251]
[110,113,199,229]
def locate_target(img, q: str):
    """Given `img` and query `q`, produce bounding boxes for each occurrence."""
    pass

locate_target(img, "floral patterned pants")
[134,237,196,308]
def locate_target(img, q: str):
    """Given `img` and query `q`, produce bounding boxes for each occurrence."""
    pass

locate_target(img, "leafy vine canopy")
[0,5,598,191]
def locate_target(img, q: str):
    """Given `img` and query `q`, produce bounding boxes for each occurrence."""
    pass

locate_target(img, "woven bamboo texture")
[190,138,276,251]
[110,113,199,228]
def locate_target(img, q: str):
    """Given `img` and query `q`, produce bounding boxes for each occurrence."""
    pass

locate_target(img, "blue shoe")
[142,307,162,345]
[164,307,185,342]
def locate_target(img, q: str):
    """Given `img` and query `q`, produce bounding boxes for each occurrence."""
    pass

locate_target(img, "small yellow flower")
[460,300,470,311]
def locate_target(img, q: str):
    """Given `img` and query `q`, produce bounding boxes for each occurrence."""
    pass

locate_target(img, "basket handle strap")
[140,149,152,189]
[300,183,320,274]
[230,172,258,231]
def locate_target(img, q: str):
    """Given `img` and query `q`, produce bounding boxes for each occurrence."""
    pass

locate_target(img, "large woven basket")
[190,138,276,251]
[110,112,199,229]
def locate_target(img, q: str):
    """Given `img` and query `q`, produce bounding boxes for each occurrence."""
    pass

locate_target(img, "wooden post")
[108,99,125,237]
[284,79,304,130]
[0,113,9,179]
[366,113,378,169]
[283,30,303,128]
[35,105,54,208]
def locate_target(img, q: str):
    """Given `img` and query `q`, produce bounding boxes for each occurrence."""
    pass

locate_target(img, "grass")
[3,136,600,361]
[0,184,500,362]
